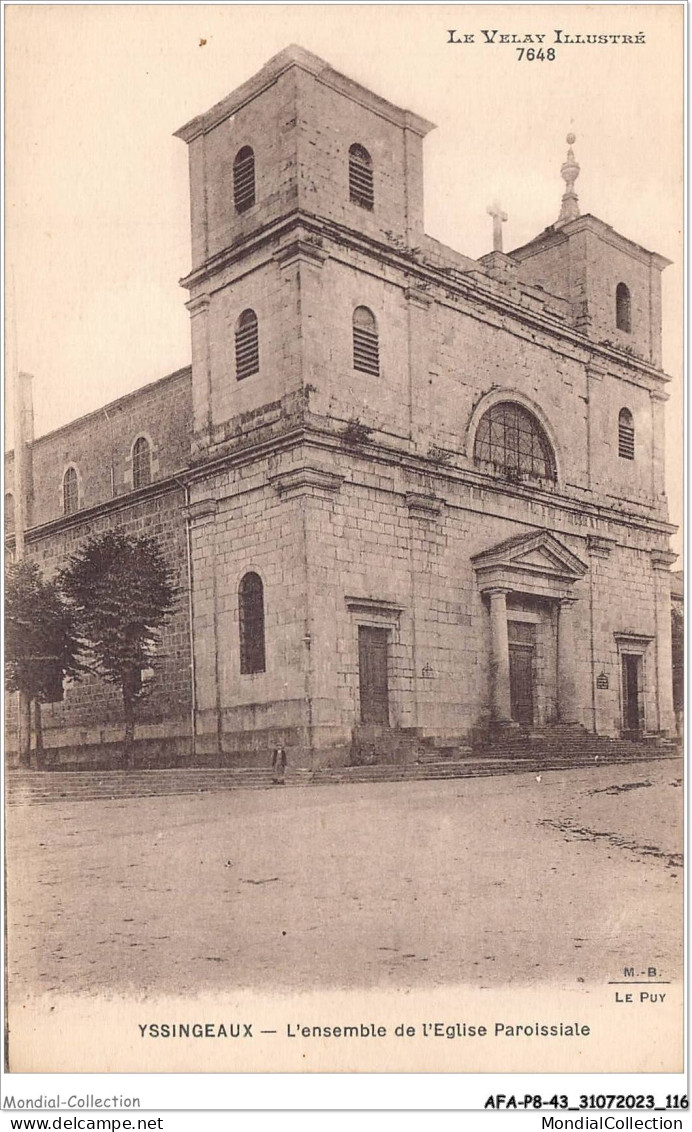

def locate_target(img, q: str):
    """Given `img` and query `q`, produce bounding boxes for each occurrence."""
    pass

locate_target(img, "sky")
[4,4,684,553]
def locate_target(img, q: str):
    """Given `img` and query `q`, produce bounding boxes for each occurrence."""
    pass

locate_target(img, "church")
[5,46,677,769]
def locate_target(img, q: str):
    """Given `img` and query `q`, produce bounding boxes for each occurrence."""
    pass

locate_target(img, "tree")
[5,559,82,768]
[58,531,176,768]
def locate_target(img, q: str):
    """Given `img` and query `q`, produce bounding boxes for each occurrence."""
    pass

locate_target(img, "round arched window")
[473,402,556,481]
[63,467,79,514]
[616,283,632,333]
[132,436,152,489]
[239,571,265,675]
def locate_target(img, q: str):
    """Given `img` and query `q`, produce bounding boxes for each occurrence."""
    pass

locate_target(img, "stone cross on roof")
[486,200,508,252]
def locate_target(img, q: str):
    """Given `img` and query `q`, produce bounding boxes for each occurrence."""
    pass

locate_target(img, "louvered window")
[132,436,152,489]
[618,408,635,460]
[349,144,374,210]
[474,402,556,481]
[616,282,632,333]
[352,306,379,376]
[233,146,256,214]
[63,467,79,515]
[235,309,259,380]
[239,572,266,675]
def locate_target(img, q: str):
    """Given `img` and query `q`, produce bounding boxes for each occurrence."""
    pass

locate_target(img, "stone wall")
[5,484,192,767]
[190,67,300,268]
[206,256,302,431]
[5,367,191,529]
[181,47,431,272]
[512,220,665,367]
[293,66,427,247]
[186,453,311,762]
[300,245,665,521]
[186,436,674,764]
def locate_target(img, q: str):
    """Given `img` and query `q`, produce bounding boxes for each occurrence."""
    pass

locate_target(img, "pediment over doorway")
[471,530,588,599]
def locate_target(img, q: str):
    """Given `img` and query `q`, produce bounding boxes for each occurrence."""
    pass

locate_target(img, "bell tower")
[510,135,670,367]
[175,46,434,455]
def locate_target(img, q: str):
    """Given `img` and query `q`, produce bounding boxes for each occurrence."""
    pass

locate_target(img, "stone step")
[417,746,471,763]
[6,747,680,805]
[474,738,679,757]
[5,766,313,806]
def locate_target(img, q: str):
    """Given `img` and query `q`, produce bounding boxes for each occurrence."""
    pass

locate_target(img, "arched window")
[616,282,632,332]
[239,572,266,675]
[4,492,15,534]
[132,436,152,489]
[473,402,556,481]
[63,467,79,515]
[352,306,379,376]
[349,144,374,210]
[618,408,635,459]
[233,146,256,213]
[235,309,259,380]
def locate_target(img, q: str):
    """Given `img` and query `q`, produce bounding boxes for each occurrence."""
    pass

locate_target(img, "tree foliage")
[5,559,81,701]
[58,530,177,768]
[58,531,176,695]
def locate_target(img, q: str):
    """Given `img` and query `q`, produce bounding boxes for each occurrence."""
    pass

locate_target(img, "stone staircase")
[349,726,472,767]
[472,723,680,770]
[416,743,472,765]
[5,725,680,806]
[5,766,313,806]
[312,756,520,785]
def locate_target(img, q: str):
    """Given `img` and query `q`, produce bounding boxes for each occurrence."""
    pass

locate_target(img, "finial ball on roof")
[567,132,576,145]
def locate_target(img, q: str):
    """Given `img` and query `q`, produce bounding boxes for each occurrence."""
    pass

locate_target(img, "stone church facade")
[5,46,677,768]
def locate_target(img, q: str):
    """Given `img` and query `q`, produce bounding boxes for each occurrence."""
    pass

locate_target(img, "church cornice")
[8,423,675,554]
[9,473,190,547]
[174,45,435,144]
[650,548,678,572]
[178,423,677,544]
[181,210,670,390]
[405,491,444,519]
[510,215,672,272]
[268,465,344,498]
[4,365,193,461]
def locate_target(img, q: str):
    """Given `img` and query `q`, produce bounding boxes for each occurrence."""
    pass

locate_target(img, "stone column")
[488,588,512,724]
[185,293,212,455]
[187,497,220,756]
[649,390,668,502]
[404,286,432,453]
[651,549,676,734]
[557,597,580,723]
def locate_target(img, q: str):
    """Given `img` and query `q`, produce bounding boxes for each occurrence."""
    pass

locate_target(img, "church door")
[621,654,644,734]
[509,644,534,725]
[358,626,390,725]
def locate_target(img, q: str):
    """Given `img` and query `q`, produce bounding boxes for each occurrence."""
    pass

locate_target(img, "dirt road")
[6,758,682,999]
